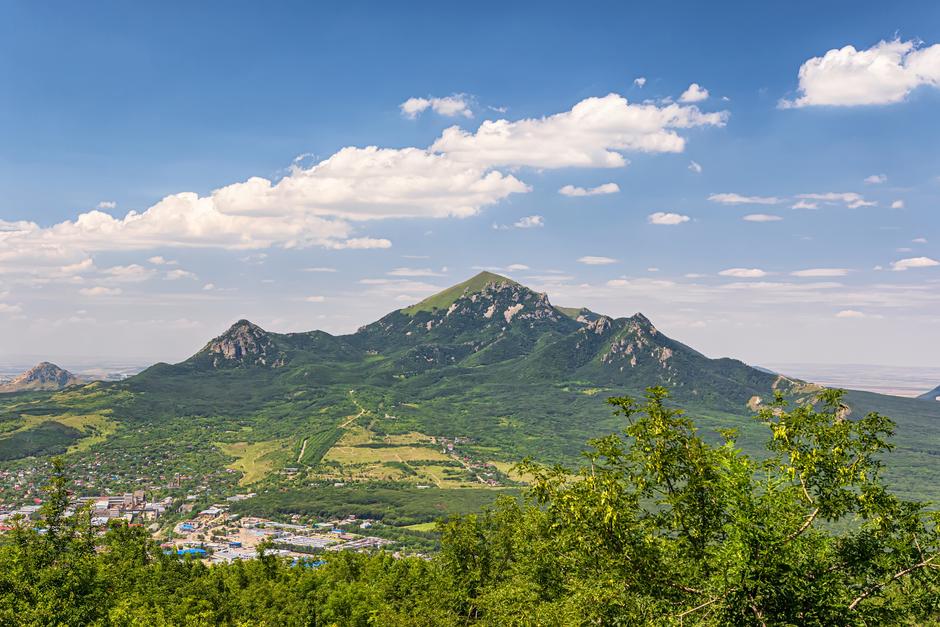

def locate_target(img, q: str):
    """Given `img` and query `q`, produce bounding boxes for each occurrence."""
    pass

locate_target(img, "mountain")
[2,271,940,507]
[0,362,79,393]
[919,384,940,401]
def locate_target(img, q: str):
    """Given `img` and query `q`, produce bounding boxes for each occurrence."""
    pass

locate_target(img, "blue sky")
[1,1,939,368]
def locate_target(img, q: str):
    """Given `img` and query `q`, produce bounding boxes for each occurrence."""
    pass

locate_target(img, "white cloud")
[648,212,690,225]
[303,295,326,303]
[708,193,780,205]
[835,309,867,318]
[165,269,197,280]
[506,263,529,271]
[633,77,647,87]
[80,286,122,296]
[864,174,887,184]
[147,256,177,265]
[214,146,529,221]
[796,192,875,209]
[400,94,473,119]
[302,266,337,272]
[202,283,215,291]
[679,83,709,102]
[791,200,819,210]
[513,215,544,229]
[688,160,702,174]
[743,214,782,222]
[328,237,392,250]
[719,268,768,278]
[781,39,940,108]
[102,264,156,283]
[97,201,116,210]
[891,256,940,271]
[891,200,905,209]
[558,182,620,197]
[431,93,728,169]
[577,256,617,265]
[913,237,928,244]
[387,267,445,277]
[791,268,849,277]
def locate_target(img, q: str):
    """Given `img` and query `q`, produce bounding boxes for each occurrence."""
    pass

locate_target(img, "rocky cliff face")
[0,362,78,392]
[202,320,286,368]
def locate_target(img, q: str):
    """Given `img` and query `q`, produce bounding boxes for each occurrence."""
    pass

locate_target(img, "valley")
[1,272,940,544]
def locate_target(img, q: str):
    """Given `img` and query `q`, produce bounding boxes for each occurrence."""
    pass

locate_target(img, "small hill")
[0,362,79,393]
[919,384,940,401]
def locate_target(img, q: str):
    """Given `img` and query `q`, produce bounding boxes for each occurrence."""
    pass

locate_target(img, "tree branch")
[848,553,940,611]
[780,507,819,545]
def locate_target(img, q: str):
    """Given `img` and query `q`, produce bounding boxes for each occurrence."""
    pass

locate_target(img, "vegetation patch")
[0,421,84,461]
[219,440,291,485]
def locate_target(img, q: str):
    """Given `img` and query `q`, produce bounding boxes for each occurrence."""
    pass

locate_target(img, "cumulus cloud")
[688,160,702,173]
[719,268,768,278]
[864,174,887,184]
[795,192,875,209]
[97,201,116,210]
[679,83,709,103]
[891,200,905,209]
[633,77,647,87]
[835,309,868,318]
[101,264,156,283]
[648,212,690,225]
[891,256,939,271]
[0,93,728,280]
[791,268,849,277]
[558,182,620,197]
[791,200,819,210]
[514,215,544,229]
[743,214,782,222]
[165,269,198,280]
[400,94,473,119]
[431,93,728,169]
[708,193,780,205]
[781,39,940,108]
[577,256,618,265]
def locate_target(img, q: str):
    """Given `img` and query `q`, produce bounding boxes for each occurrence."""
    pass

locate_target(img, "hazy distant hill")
[919,384,940,401]
[0,362,79,393]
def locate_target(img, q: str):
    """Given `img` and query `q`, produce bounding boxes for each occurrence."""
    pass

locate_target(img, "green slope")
[2,272,939,509]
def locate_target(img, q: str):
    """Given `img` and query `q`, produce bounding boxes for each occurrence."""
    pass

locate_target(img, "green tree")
[437,387,940,624]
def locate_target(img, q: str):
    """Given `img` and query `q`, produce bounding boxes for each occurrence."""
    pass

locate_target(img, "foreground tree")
[0,388,938,625]
[438,387,940,624]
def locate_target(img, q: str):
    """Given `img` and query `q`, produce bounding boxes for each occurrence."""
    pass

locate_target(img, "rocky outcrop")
[0,362,79,392]
[202,320,286,368]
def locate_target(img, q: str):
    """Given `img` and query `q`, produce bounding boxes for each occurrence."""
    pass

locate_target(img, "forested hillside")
[3,389,938,625]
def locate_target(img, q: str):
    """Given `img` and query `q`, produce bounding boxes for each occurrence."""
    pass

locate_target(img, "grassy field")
[219,440,291,485]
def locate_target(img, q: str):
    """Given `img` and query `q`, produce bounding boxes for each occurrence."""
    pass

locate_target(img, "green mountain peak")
[401,271,520,315]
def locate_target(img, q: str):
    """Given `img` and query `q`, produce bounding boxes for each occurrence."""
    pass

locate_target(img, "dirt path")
[340,390,368,428]
[296,438,308,463]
